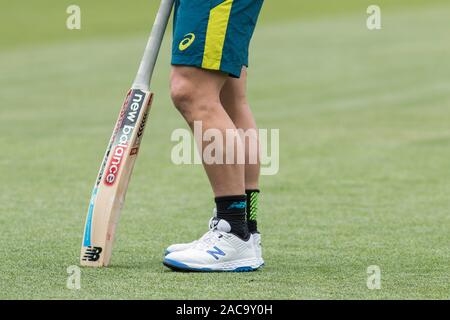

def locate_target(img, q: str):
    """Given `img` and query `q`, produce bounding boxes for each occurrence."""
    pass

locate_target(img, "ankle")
[215,195,249,239]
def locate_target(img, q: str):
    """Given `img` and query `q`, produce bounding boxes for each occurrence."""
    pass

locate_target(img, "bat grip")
[132,0,174,91]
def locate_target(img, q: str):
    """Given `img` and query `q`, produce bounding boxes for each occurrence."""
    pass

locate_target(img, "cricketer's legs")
[170,66,245,197]
[164,66,263,271]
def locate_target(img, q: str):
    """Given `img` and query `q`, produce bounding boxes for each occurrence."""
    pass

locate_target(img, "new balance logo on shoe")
[206,246,226,260]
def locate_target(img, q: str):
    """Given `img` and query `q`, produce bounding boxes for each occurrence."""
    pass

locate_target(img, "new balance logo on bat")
[104,90,146,186]
[82,246,103,262]
[105,144,128,185]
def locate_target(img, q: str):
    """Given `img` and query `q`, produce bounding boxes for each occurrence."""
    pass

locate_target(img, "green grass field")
[1,0,450,299]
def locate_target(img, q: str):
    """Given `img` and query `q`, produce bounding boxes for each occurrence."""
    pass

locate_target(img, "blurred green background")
[2,0,449,49]
[1,0,449,299]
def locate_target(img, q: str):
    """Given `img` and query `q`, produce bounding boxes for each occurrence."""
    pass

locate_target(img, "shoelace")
[192,216,225,250]
[194,229,223,250]
[188,217,217,246]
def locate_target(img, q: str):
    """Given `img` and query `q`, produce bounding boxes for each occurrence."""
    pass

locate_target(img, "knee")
[170,73,217,125]
[170,74,196,112]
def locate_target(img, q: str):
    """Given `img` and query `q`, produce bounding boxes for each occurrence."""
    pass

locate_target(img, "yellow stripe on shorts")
[202,0,234,71]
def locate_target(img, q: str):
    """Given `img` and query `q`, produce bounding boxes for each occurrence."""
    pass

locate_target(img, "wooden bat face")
[80,89,153,267]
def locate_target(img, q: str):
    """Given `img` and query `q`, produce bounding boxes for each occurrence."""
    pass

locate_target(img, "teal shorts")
[171,0,264,78]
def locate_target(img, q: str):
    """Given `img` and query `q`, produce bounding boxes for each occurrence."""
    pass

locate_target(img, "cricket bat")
[80,0,174,267]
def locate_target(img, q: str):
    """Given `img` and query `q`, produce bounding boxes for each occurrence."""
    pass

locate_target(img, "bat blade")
[80,89,153,267]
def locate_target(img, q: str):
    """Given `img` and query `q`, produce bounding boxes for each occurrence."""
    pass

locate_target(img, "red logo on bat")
[104,144,127,186]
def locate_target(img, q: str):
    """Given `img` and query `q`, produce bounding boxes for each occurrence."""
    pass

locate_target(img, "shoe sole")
[163,258,260,273]
[164,254,265,267]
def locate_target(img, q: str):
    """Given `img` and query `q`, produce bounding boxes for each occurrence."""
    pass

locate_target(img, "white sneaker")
[165,213,265,269]
[165,232,265,268]
[163,219,261,272]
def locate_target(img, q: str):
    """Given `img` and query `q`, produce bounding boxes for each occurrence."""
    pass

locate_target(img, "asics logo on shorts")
[179,33,196,51]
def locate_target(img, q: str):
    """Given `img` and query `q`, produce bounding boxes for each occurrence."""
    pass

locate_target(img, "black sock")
[215,195,249,240]
[245,189,260,233]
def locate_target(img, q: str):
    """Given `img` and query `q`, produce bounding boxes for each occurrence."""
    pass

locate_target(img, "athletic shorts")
[171,0,264,78]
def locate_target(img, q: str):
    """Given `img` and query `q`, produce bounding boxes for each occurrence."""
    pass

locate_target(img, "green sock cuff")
[245,189,260,221]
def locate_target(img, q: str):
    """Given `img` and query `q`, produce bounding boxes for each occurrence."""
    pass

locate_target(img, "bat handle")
[132,0,174,91]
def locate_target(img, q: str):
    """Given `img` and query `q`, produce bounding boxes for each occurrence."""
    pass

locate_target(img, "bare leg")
[220,68,260,190]
[170,66,245,197]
